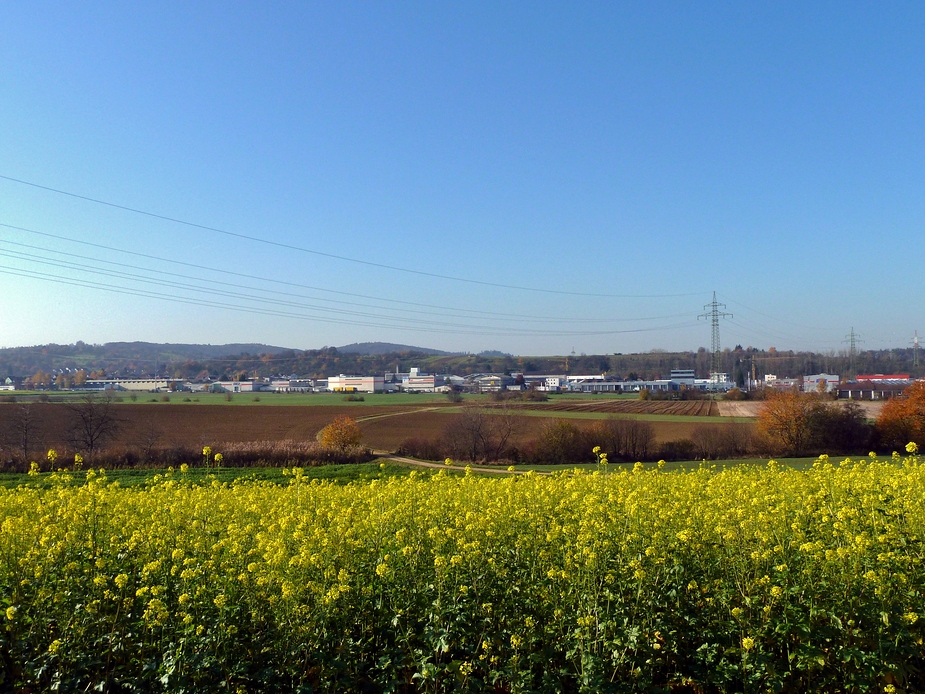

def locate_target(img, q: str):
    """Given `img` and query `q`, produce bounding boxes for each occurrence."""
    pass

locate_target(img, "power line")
[0,264,701,338]
[0,173,705,299]
[0,225,694,326]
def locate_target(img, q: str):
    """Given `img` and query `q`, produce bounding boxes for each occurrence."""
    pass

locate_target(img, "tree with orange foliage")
[876,381,925,451]
[318,415,363,451]
[756,389,818,456]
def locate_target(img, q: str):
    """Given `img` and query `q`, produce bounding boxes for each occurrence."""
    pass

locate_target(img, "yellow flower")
[5,606,17,621]
[444,458,453,466]
[906,442,919,454]
[48,639,62,654]
[46,449,57,463]
[741,637,755,651]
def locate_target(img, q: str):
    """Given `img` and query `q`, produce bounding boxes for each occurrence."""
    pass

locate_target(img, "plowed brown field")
[2,401,741,456]
[499,400,719,416]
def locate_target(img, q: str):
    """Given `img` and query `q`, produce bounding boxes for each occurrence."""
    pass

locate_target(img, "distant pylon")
[913,331,920,368]
[842,327,863,374]
[698,292,732,381]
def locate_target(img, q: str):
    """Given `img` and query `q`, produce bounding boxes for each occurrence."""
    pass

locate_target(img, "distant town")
[2,366,917,401]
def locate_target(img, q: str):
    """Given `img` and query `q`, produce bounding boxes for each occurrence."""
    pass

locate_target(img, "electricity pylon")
[698,292,732,384]
[842,328,863,376]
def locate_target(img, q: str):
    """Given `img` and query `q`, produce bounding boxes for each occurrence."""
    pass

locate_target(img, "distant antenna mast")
[842,327,863,374]
[698,291,732,382]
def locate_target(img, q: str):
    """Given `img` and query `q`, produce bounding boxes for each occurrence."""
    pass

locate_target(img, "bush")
[758,391,872,456]
[442,405,517,462]
[396,437,445,461]
[690,423,755,460]
[318,416,363,451]
[809,401,871,453]
[724,387,746,401]
[527,420,593,464]
[658,439,698,461]
[591,417,655,461]
[877,381,925,450]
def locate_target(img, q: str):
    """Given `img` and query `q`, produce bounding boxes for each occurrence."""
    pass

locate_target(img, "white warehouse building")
[327,374,385,393]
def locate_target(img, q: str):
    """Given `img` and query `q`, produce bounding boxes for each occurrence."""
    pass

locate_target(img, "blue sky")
[1,3,923,356]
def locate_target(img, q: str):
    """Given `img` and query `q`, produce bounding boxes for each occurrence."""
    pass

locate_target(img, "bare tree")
[135,418,163,463]
[443,404,517,462]
[2,404,44,461]
[66,392,122,461]
[593,417,654,461]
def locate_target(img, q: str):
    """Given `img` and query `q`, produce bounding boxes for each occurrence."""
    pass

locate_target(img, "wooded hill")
[1,342,922,383]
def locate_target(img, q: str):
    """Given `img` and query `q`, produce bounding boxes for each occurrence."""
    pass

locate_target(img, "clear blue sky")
[2,2,923,356]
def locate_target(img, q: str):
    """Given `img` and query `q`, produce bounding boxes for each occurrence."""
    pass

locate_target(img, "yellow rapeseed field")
[2,447,924,692]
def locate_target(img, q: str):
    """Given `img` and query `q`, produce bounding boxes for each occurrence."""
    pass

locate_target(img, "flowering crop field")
[2,450,925,692]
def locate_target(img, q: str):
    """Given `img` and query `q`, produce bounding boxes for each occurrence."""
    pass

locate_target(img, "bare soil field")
[716,402,762,417]
[717,400,885,418]
[2,404,410,451]
[1,402,753,458]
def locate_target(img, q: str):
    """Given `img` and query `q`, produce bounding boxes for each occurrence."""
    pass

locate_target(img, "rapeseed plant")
[0,449,923,692]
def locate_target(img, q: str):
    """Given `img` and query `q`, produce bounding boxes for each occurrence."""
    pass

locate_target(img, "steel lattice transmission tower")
[698,291,732,383]
[843,327,863,375]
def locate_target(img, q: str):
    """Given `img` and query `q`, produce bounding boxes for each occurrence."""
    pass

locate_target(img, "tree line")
[5,342,924,384]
